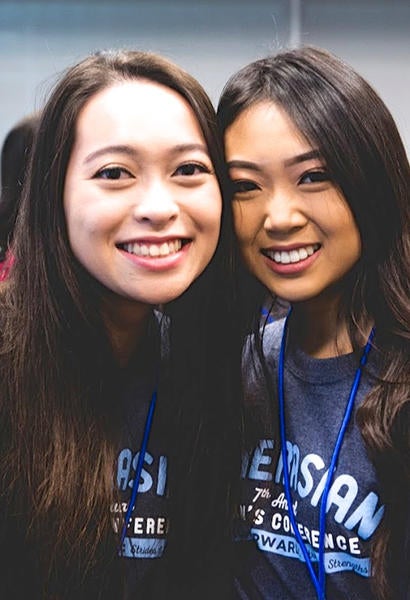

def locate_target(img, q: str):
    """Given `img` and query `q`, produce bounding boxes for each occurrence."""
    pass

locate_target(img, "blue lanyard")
[119,390,157,551]
[278,309,374,600]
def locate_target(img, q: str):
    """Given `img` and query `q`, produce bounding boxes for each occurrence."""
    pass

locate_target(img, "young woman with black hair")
[218,46,409,599]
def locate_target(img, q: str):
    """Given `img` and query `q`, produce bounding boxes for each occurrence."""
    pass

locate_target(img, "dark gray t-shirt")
[113,315,170,598]
[235,318,383,600]
[115,371,168,596]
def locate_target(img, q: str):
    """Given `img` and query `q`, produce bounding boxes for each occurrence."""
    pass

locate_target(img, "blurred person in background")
[0,113,39,280]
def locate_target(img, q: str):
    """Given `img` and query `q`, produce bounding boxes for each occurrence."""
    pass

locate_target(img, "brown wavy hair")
[217,46,410,599]
[0,50,241,598]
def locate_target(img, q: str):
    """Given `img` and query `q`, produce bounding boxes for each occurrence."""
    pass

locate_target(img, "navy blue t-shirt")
[234,319,383,599]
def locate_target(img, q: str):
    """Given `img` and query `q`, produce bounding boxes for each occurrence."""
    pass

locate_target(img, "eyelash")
[93,166,133,180]
[231,169,330,195]
[299,169,330,184]
[93,162,211,180]
[173,162,211,176]
[231,180,260,194]
[229,167,331,200]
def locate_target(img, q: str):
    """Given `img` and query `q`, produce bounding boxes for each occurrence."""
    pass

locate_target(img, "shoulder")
[261,318,285,356]
[242,317,285,385]
[243,317,285,357]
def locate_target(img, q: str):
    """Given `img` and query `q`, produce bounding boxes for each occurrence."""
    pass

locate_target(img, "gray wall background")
[1,0,409,153]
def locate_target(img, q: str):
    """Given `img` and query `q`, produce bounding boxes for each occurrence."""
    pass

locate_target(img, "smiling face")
[225,101,361,306]
[64,80,222,311]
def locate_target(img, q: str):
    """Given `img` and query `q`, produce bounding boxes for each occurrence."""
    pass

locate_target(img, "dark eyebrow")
[83,143,209,165]
[84,145,139,165]
[227,150,322,173]
[227,160,264,173]
[169,143,209,155]
[284,149,322,167]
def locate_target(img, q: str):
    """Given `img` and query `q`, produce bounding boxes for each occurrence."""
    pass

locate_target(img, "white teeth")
[289,250,300,263]
[265,244,319,264]
[121,239,183,258]
[159,243,169,256]
[281,251,291,264]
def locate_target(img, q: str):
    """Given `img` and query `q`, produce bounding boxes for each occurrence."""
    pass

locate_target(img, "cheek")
[208,199,223,233]
[64,202,82,249]
[204,208,222,257]
[64,179,120,235]
[346,221,361,261]
[233,203,256,245]
[331,206,362,260]
[66,210,99,243]
[194,185,223,234]
[65,197,116,239]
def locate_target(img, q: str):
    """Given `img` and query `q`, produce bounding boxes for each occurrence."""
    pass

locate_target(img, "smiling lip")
[261,243,321,274]
[117,237,189,258]
[116,237,190,271]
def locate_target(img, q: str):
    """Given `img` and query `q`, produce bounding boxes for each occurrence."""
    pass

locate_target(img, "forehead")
[225,100,311,156]
[73,79,205,149]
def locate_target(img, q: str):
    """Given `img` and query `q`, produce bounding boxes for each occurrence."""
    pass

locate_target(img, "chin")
[145,287,192,306]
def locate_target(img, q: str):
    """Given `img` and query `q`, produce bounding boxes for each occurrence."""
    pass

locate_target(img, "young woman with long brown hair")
[0,49,241,599]
[218,47,409,599]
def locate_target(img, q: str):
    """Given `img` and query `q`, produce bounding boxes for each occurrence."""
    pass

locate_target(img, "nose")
[133,181,179,229]
[263,189,306,235]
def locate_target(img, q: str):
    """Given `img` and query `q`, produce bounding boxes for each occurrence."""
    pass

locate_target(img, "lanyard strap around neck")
[120,389,157,551]
[278,308,374,600]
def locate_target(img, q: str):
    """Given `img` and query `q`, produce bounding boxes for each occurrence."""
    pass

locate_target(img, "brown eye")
[94,167,132,180]
[173,163,210,176]
[299,170,330,184]
[231,180,260,194]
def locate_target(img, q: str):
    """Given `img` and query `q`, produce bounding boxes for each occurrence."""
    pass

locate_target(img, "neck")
[101,295,152,367]
[291,296,352,358]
